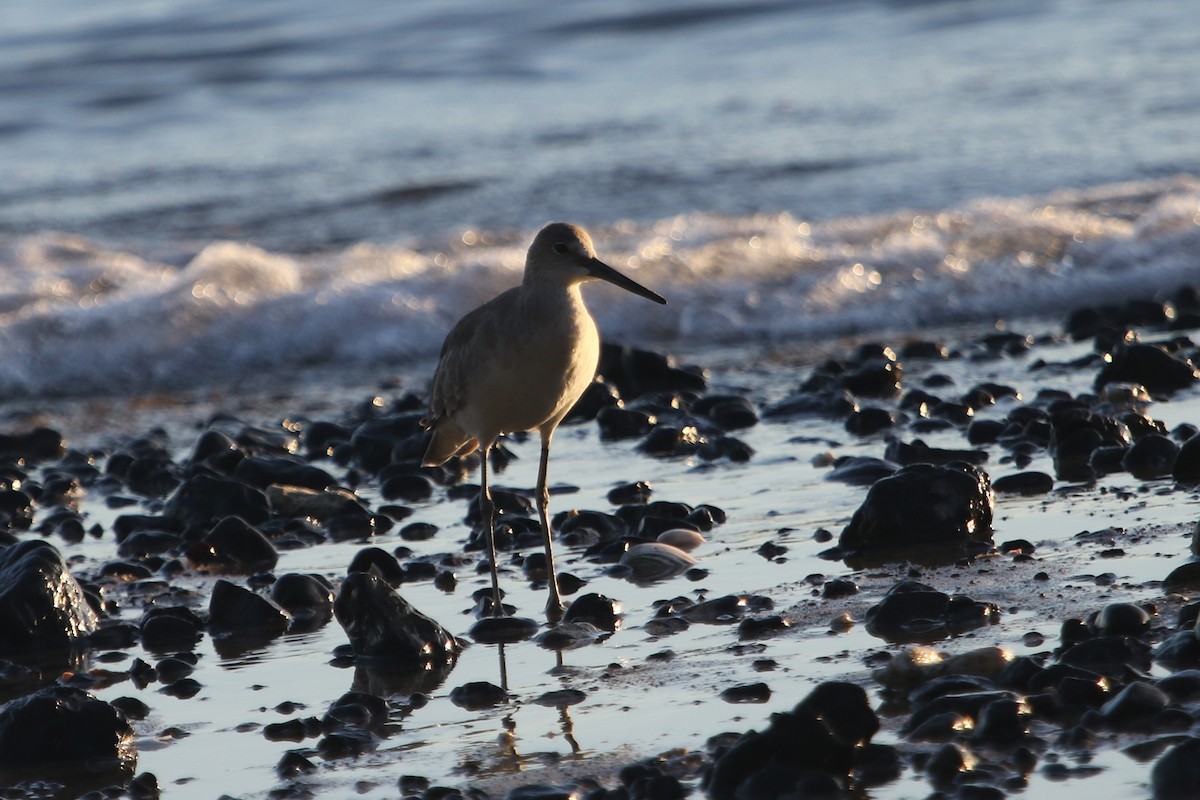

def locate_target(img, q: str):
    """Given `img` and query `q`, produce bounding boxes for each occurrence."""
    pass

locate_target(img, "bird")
[422,222,666,624]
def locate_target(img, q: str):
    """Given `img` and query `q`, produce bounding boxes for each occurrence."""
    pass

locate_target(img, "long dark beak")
[586,257,667,305]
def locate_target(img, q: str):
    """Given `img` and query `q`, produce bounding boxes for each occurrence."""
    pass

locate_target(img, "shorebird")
[422,222,666,623]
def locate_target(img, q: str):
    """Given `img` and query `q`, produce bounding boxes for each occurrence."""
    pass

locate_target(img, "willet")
[422,222,666,623]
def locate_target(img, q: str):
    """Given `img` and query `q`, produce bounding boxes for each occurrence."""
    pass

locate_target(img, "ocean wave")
[1,175,1197,398]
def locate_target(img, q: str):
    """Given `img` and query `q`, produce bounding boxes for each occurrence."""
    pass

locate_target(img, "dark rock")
[1092,602,1152,636]
[705,681,878,800]
[691,394,759,430]
[186,515,278,573]
[762,388,857,420]
[449,681,508,711]
[596,344,707,400]
[596,406,657,440]
[233,455,337,492]
[844,406,895,436]
[1059,635,1152,677]
[1173,434,1200,483]
[0,685,135,786]
[467,616,539,644]
[1164,563,1200,592]
[973,698,1029,745]
[333,570,460,670]
[208,579,289,637]
[270,573,335,626]
[1100,681,1169,729]
[607,481,652,505]
[139,607,203,653]
[0,539,98,655]
[399,522,439,541]
[822,578,859,598]
[838,463,994,555]
[720,682,771,703]
[563,593,622,632]
[637,425,706,457]
[1122,434,1179,479]
[1049,406,1130,482]
[884,438,987,467]
[826,456,898,485]
[992,471,1054,495]
[1154,631,1200,670]
[349,412,426,473]
[1151,736,1200,800]
[864,580,1000,643]
[347,547,405,585]
[380,473,435,503]
[1097,343,1199,395]
[164,474,270,533]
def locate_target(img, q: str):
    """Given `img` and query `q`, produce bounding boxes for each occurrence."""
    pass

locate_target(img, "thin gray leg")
[480,442,503,617]
[537,431,565,623]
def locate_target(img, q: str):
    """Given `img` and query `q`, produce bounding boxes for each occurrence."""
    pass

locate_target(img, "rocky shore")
[2,286,1200,799]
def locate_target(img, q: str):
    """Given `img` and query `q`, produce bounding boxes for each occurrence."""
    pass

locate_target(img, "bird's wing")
[424,295,506,427]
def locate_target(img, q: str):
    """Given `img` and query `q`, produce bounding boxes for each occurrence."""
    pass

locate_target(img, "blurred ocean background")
[1,0,1198,396]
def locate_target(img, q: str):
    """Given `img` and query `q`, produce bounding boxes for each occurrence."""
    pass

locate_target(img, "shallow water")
[11,325,1198,798]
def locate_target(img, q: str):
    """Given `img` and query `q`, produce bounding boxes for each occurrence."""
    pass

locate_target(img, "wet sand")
[3,317,1200,799]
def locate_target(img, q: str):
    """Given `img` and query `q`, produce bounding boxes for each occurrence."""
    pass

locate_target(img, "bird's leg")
[537,432,565,624]
[480,442,503,617]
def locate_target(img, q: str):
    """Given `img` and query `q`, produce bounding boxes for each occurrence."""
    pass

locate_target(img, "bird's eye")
[553,243,569,255]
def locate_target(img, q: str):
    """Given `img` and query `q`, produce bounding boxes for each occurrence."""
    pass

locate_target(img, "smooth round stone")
[1151,736,1200,800]
[467,616,539,644]
[1100,681,1169,728]
[719,682,771,704]
[449,681,508,711]
[656,528,705,552]
[1095,601,1152,636]
[619,542,696,583]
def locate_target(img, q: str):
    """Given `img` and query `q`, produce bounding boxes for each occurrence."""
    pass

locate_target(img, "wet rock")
[347,547,405,585]
[1122,433,1179,479]
[838,463,994,556]
[1059,635,1152,677]
[637,424,706,458]
[991,471,1054,495]
[1092,602,1152,636]
[720,682,771,704]
[865,581,1000,643]
[563,593,622,632]
[1049,406,1130,482]
[0,539,98,655]
[704,681,879,800]
[208,579,289,638]
[380,472,435,503]
[233,455,337,492]
[186,515,278,573]
[164,474,270,533]
[596,406,657,440]
[449,681,508,711]
[270,573,335,627]
[619,542,696,583]
[597,344,707,399]
[1172,432,1200,483]
[1097,342,1199,395]
[884,438,987,467]
[607,481,653,505]
[762,388,857,420]
[348,412,425,473]
[844,406,895,435]
[1151,736,1200,800]
[826,456,897,486]
[266,484,365,523]
[1163,563,1200,592]
[973,698,1029,745]
[691,394,759,430]
[333,570,460,670]
[1100,681,1169,729]
[0,685,135,786]
[467,616,539,644]
[139,606,204,653]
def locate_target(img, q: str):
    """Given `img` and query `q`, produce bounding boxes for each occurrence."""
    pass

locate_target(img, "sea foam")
[1,175,1197,398]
